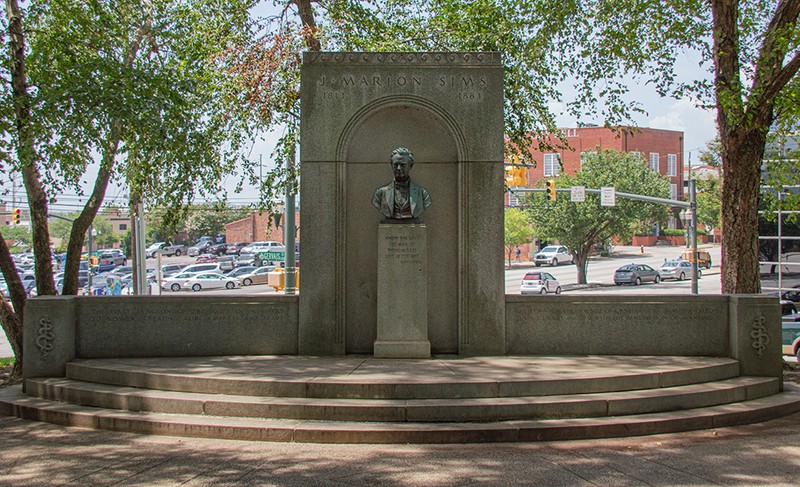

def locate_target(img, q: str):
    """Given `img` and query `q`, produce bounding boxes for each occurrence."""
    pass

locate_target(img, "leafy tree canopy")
[525,149,670,284]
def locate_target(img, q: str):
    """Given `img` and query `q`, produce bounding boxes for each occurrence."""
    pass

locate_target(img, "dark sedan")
[614,264,660,286]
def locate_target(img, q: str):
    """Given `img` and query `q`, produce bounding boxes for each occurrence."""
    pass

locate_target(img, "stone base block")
[373,340,431,359]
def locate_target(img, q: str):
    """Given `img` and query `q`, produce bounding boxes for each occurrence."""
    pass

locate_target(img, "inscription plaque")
[374,224,430,358]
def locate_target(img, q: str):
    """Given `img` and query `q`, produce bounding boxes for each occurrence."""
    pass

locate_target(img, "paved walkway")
[0,411,798,485]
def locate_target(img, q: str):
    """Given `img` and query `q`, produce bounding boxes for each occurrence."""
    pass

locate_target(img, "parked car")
[180,272,238,292]
[161,271,201,292]
[781,284,800,303]
[238,266,276,286]
[679,249,712,269]
[225,242,247,255]
[520,271,562,295]
[658,260,701,281]
[208,243,228,255]
[614,264,660,285]
[187,240,213,257]
[195,253,218,263]
[108,265,133,278]
[181,263,222,274]
[533,245,573,266]
[160,263,187,278]
[241,240,285,254]
[146,242,187,258]
[218,255,236,272]
[98,249,127,266]
[225,266,259,279]
[782,307,800,359]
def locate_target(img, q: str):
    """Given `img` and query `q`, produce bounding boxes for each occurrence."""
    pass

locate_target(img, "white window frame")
[630,151,642,161]
[543,153,560,177]
[507,189,520,207]
[580,151,596,171]
[649,153,660,172]
[667,154,677,177]
[670,183,678,200]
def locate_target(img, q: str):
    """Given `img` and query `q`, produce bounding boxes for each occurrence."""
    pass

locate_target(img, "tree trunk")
[0,233,25,376]
[576,252,589,285]
[720,129,767,294]
[6,0,55,297]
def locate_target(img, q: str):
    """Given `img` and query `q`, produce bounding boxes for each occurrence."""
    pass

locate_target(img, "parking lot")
[506,244,723,295]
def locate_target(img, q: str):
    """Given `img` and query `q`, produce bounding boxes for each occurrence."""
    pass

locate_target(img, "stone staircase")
[2,355,799,443]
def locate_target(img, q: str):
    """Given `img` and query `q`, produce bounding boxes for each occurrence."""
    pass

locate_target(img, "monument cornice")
[303,51,502,66]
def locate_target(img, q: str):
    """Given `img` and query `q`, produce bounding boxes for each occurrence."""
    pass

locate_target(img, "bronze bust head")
[372,148,432,222]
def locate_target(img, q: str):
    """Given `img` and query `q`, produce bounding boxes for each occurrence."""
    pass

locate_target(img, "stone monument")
[299,52,505,356]
[372,147,431,358]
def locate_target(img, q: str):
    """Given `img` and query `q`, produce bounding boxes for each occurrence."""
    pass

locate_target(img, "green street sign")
[257,251,285,261]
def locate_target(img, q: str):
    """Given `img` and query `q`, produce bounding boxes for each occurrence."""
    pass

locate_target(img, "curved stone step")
[2,385,799,443]
[63,356,741,399]
[25,376,779,422]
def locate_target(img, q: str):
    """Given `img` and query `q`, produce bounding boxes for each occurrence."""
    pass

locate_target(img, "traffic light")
[504,165,515,185]
[545,180,556,201]
[11,208,21,225]
[505,166,528,186]
[513,167,528,186]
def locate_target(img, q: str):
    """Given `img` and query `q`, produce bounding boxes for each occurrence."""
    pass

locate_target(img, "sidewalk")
[0,411,798,485]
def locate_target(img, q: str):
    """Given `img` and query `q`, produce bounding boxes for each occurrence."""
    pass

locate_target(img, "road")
[505,244,722,295]
[0,244,721,359]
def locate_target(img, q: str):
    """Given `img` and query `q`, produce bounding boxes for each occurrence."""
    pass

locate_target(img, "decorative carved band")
[750,315,770,357]
[304,52,501,66]
[36,317,55,361]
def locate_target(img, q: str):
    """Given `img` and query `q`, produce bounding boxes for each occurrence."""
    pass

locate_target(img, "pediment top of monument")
[303,52,502,66]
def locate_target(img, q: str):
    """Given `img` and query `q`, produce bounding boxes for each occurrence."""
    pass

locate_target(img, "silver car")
[658,260,701,281]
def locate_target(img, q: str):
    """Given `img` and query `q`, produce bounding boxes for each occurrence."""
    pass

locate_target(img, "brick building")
[225,211,299,246]
[507,126,685,258]
[509,125,684,210]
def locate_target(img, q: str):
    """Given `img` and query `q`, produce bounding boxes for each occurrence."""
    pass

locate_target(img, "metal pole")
[689,179,698,295]
[778,197,783,292]
[87,224,93,292]
[284,146,297,294]
[135,202,147,294]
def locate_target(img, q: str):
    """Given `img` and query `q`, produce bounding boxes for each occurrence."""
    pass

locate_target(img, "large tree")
[243,1,800,293]
[504,208,532,268]
[525,150,670,284]
[1,0,257,377]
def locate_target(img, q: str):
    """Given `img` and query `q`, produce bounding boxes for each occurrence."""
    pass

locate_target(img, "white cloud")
[648,99,717,159]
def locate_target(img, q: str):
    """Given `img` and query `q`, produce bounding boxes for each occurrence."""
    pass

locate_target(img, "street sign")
[571,186,586,202]
[257,251,285,262]
[601,187,616,206]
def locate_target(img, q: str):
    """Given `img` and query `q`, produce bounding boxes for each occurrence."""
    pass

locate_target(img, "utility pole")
[284,147,297,294]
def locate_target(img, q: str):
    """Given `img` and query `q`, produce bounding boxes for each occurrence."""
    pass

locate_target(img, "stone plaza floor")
[0,409,798,485]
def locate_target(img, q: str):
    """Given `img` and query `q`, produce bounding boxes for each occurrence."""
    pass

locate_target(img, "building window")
[630,151,642,161]
[580,151,596,170]
[119,224,127,231]
[507,189,520,207]
[543,153,560,177]
[667,154,677,177]
[649,153,660,172]
[670,184,677,200]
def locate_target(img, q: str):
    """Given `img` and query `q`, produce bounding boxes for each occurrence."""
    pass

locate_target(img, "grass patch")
[0,357,15,367]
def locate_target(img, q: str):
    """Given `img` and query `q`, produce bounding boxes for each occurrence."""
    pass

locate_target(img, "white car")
[180,272,238,292]
[241,241,285,254]
[534,245,573,266]
[520,271,562,295]
[161,271,200,292]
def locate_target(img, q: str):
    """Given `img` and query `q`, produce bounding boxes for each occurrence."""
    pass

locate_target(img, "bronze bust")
[372,148,432,221]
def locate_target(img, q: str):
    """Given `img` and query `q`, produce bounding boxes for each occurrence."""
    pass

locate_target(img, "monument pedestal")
[374,224,430,358]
